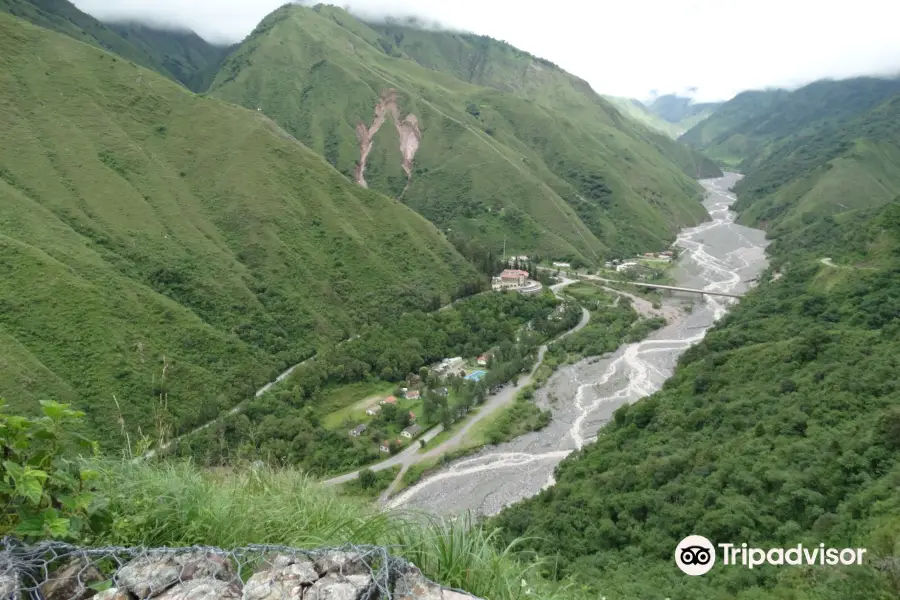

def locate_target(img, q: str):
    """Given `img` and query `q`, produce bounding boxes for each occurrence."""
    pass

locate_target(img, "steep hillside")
[602,96,683,138]
[0,12,477,444]
[733,93,900,233]
[210,5,711,262]
[679,88,788,164]
[682,77,900,167]
[494,199,900,599]
[646,94,720,133]
[0,0,229,91]
[109,22,234,92]
[365,22,721,177]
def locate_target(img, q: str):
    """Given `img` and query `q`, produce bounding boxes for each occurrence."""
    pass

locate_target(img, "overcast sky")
[72,0,900,102]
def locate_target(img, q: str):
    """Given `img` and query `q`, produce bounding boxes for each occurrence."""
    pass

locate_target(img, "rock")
[304,574,371,600]
[40,560,104,600]
[154,579,241,600]
[116,553,234,599]
[242,560,319,600]
[0,569,18,600]
[94,588,134,600]
[311,552,367,577]
[392,566,441,600]
[259,554,311,571]
[441,591,475,600]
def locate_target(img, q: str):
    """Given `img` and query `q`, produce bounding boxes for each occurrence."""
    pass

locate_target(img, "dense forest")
[493,199,900,599]
[173,291,581,474]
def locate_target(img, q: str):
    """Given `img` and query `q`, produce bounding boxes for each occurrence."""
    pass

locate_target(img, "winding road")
[322,279,590,487]
[386,173,770,515]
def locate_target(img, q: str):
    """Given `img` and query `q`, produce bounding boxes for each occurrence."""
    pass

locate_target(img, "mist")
[71,0,900,102]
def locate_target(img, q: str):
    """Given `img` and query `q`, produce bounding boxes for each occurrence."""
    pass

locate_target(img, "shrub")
[0,400,105,541]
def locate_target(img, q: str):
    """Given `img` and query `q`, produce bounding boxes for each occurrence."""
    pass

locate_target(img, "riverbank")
[387,173,769,515]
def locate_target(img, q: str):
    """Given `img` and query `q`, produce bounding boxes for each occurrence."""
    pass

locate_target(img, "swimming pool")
[464,370,487,381]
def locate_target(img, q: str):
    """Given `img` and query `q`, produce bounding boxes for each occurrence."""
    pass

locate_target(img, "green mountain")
[494,198,900,599]
[733,93,900,233]
[209,5,714,262]
[0,0,231,91]
[602,96,683,138]
[0,11,478,443]
[360,23,722,178]
[681,77,900,167]
[108,22,234,92]
[646,94,720,133]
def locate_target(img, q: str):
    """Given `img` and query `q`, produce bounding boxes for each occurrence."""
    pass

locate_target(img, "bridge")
[535,267,743,299]
[620,281,742,299]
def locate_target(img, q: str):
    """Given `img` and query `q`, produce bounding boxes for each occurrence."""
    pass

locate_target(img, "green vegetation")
[477,386,551,445]
[733,93,900,234]
[0,13,478,447]
[365,22,720,179]
[337,465,400,499]
[493,201,900,598]
[602,96,686,138]
[1,402,580,600]
[173,292,580,474]
[108,22,234,92]
[681,77,900,169]
[646,95,721,131]
[210,4,712,263]
[0,400,103,541]
[321,381,396,430]
[0,0,231,91]
[466,283,667,448]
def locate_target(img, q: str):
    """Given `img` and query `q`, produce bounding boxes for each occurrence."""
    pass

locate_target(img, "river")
[387,173,769,515]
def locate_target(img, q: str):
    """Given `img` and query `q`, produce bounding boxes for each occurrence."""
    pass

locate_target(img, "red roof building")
[498,269,529,288]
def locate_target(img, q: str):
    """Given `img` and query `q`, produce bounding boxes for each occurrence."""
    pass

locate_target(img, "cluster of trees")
[174,292,581,474]
[492,204,900,598]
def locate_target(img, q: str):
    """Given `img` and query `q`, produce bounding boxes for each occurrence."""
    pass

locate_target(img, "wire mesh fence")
[0,537,467,600]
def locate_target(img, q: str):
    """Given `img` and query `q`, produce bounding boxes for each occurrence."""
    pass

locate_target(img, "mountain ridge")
[0,0,231,91]
[209,4,716,262]
[0,10,478,443]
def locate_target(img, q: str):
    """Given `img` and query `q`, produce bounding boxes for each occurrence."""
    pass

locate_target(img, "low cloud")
[71,0,900,101]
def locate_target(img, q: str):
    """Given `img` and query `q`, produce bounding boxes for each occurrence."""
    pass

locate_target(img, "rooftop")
[500,269,529,278]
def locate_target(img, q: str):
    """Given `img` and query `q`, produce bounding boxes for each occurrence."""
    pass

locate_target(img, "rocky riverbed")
[388,173,769,516]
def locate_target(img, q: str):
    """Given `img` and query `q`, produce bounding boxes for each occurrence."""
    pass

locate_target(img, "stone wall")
[0,541,481,600]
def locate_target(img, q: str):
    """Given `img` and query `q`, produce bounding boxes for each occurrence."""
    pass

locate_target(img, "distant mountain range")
[680,76,900,234]
[603,94,721,138]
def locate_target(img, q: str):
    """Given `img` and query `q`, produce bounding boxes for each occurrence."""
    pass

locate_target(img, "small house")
[477,354,489,366]
[349,424,367,437]
[404,389,421,400]
[380,395,398,405]
[434,387,449,397]
[379,442,391,453]
[365,405,382,416]
[552,262,570,268]
[401,424,423,439]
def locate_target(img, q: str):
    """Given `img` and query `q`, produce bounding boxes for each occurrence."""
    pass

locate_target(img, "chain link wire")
[0,537,458,600]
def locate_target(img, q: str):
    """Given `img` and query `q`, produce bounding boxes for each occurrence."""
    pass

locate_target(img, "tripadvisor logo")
[675,535,716,575]
[675,536,868,576]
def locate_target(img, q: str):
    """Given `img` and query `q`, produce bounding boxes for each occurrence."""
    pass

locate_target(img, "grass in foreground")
[90,459,574,600]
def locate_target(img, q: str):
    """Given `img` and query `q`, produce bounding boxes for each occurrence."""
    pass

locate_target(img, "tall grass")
[91,460,575,600]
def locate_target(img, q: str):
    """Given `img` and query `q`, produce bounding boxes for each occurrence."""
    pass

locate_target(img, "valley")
[1,1,899,599]
[389,173,769,515]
